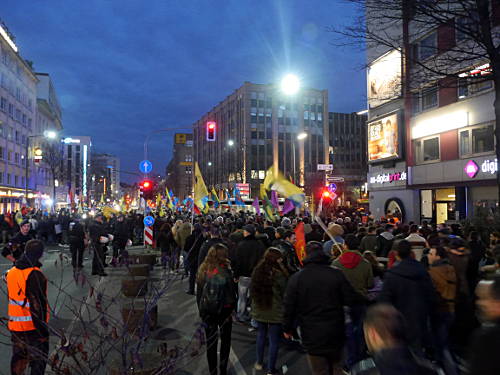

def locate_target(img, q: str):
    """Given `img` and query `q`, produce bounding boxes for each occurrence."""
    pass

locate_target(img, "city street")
[0,246,309,375]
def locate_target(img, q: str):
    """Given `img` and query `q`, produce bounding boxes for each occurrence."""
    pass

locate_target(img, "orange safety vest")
[6,266,49,332]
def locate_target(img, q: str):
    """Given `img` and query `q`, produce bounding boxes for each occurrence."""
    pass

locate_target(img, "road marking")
[229,346,248,375]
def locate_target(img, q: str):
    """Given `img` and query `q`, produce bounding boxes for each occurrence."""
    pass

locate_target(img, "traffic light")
[140,180,154,200]
[322,190,331,199]
[206,121,216,141]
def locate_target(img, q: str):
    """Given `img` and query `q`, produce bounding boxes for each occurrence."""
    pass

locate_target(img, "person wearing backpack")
[197,243,237,375]
[250,247,289,374]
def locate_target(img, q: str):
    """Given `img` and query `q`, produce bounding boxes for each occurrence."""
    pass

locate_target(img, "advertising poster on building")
[368,113,399,162]
[367,49,401,108]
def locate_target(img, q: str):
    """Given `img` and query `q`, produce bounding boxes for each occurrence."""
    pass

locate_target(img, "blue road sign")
[328,183,337,193]
[143,215,155,227]
[139,160,153,174]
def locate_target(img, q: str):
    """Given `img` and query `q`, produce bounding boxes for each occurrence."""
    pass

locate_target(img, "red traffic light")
[206,121,216,141]
[322,190,330,198]
[141,180,152,189]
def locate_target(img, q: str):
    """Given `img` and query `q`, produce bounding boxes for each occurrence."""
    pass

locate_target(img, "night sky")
[2,0,365,183]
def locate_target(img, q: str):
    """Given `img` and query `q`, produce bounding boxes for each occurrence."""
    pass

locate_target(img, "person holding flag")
[211,188,221,209]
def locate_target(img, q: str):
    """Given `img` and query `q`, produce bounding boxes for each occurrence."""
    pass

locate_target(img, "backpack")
[198,268,227,318]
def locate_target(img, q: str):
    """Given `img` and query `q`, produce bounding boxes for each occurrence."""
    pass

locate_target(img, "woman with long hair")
[197,243,237,375]
[250,247,288,374]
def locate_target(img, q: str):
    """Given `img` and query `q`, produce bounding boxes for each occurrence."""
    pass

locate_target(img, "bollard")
[128,264,150,277]
[121,277,148,297]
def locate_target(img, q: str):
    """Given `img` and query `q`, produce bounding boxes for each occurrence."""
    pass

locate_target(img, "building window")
[14,175,18,186]
[458,77,493,99]
[21,176,24,186]
[415,136,440,164]
[7,173,10,184]
[422,86,438,110]
[7,151,11,161]
[14,153,19,164]
[0,97,6,111]
[415,31,437,61]
[459,124,495,156]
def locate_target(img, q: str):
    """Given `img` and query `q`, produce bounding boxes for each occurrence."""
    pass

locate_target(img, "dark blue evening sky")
[2,0,365,183]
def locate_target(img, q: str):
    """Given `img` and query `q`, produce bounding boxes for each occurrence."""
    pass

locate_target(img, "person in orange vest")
[5,239,49,375]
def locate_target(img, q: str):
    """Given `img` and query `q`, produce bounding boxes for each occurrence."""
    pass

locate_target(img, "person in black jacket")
[2,220,33,263]
[467,276,500,375]
[233,224,265,322]
[197,226,223,268]
[378,240,437,353]
[184,224,205,295]
[88,214,111,276]
[112,214,130,265]
[283,241,366,375]
[69,217,86,270]
[278,230,301,275]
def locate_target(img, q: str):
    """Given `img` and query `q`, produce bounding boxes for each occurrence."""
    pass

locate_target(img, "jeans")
[237,276,251,321]
[203,308,233,375]
[11,332,49,375]
[256,322,282,372]
[345,305,367,368]
[432,312,459,375]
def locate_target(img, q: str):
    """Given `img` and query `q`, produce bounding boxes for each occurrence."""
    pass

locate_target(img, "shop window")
[415,136,440,163]
[459,124,495,156]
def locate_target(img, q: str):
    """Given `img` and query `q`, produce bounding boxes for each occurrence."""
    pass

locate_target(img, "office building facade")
[166,133,193,199]
[0,22,38,212]
[90,152,120,201]
[193,81,329,197]
[328,112,368,205]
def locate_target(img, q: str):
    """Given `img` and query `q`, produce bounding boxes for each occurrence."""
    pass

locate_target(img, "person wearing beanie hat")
[281,217,292,228]
[7,239,49,374]
[2,219,34,263]
[323,223,345,256]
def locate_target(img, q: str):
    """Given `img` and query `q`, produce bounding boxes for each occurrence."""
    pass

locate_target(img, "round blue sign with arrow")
[139,160,153,174]
[328,183,337,194]
[143,215,155,227]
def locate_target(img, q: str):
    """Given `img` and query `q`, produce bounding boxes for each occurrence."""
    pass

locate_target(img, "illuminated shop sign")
[465,158,497,178]
[370,171,407,184]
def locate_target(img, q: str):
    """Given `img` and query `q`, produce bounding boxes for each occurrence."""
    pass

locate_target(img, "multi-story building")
[34,72,63,204]
[57,136,91,207]
[0,21,39,213]
[328,112,368,204]
[366,2,499,223]
[166,133,193,199]
[90,152,121,201]
[193,81,329,197]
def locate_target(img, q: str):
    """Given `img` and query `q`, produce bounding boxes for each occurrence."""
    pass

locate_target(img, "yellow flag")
[194,162,209,210]
[262,167,305,206]
[156,193,161,207]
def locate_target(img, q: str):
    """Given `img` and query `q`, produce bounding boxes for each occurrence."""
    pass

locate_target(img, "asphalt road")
[0,245,310,375]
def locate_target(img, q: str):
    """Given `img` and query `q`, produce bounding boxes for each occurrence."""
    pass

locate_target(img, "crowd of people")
[2,206,500,375]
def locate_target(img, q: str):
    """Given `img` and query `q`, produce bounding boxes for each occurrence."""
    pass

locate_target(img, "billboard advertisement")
[367,49,401,108]
[368,112,400,162]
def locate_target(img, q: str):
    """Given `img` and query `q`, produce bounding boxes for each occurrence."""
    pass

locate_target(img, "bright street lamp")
[44,130,57,139]
[297,132,308,140]
[227,140,234,147]
[281,73,300,95]
[208,161,212,166]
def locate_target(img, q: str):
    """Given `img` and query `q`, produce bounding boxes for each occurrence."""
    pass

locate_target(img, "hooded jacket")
[283,251,366,356]
[10,255,49,337]
[378,258,437,347]
[174,222,192,250]
[377,231,394,257]
[333,250,374,297]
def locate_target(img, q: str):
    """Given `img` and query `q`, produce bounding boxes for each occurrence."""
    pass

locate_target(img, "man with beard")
[2,220,33,263]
